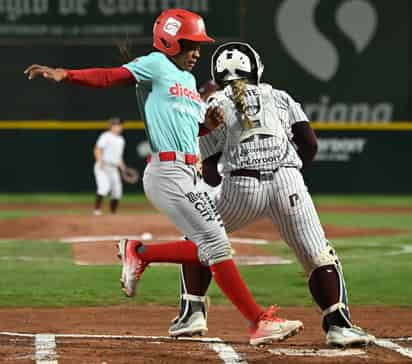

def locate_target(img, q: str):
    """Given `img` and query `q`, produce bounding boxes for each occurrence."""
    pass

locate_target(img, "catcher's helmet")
[153,8,214,57]
[211,42,264,86]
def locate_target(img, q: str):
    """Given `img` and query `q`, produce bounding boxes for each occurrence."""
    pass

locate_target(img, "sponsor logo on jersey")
[169,83,201,103]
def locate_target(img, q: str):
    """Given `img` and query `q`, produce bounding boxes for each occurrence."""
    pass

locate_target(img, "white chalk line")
[65,232,291,266]
[0,332,221,342]
[35,334,58,364]
[374,339,412,359]
[3,332,412,361]
[389,337,412,342]
[209,341,248,364]
[60,234,269,245]
[0,332,242,364]
[269,348,366,357]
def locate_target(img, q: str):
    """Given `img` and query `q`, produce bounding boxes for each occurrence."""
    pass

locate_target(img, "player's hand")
[24,65,68,82]
[205,106,225,130]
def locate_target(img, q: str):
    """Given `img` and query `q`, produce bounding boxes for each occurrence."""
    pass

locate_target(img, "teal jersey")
[123,52,201,154]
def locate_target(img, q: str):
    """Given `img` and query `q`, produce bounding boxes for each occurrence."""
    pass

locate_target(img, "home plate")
[268,348,366,357]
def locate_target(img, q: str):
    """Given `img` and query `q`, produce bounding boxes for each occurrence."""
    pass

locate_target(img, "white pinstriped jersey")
[200,83,308,173]
[198,82,330,275]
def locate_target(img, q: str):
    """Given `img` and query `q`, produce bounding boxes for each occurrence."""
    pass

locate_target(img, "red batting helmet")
[153,8,215,57]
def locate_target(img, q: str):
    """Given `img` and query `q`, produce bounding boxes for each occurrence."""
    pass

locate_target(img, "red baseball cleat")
[249,305,303,346]
[117,239,148,297]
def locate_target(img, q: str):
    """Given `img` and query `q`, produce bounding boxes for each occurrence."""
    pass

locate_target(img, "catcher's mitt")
[121,167,140,184]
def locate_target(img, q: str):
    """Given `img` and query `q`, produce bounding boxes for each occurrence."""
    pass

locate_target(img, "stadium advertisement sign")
[0,0,239,38]
[246,0,410,122]
[305,130,412,193]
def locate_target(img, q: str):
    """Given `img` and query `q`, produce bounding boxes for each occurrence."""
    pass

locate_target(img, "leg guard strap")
[182,293,207,303]
[322,303,346,318]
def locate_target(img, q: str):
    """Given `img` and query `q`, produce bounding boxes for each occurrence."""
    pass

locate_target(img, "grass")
[0,194,411,308]
[318,212,412,230]
[1,193,412,207]
[0,193,148,204]
[312,195,412,206]
[0,210,52,219]
[0,233,412,308]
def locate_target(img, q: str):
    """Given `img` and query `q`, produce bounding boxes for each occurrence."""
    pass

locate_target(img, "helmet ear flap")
[160,38,172,49]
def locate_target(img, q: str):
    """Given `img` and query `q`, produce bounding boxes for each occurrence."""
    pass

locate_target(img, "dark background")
[0,0,410,193]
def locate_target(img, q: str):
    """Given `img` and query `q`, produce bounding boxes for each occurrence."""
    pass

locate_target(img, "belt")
[147,151,198,165]
[230,168,279,181]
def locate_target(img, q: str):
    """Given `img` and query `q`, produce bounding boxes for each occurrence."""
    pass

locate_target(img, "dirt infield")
[1,306,412,363]
[0,212,406,241]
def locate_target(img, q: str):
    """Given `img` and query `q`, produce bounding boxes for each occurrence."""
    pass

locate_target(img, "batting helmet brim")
[181,33,215,43]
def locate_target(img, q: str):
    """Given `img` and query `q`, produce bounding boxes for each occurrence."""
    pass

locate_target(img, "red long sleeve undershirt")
[65,66,209,137]
[65,67,135,88]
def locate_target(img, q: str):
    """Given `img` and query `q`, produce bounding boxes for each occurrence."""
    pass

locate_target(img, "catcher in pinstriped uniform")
[169,42,375,347]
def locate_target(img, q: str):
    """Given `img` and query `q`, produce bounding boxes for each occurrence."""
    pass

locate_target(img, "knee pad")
[304,241,339,276]
[197,238,232,266]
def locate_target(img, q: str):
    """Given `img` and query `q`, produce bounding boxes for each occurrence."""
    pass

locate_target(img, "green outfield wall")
[1,124,411,193]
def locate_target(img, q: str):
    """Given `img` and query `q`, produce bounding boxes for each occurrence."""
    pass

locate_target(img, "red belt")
[147,152,198,165]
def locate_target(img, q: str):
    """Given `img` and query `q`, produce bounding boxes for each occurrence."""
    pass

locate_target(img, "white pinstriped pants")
[216,167,328,274]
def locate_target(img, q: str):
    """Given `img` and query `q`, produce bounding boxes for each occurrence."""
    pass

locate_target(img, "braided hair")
[230,79,253,130]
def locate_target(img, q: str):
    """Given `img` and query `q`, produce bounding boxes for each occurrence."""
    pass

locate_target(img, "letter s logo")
[275,0,377,82]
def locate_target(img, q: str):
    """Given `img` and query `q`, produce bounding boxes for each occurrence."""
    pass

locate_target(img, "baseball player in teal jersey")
[170,42,376,347]
[25,9,303,345]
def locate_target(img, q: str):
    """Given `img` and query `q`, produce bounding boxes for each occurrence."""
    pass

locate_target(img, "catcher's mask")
[211,42,264,87]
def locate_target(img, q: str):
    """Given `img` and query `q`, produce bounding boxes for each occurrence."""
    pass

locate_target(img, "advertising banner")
[0,0,240,39]
[245,0,410,122]
[305,129,412,193]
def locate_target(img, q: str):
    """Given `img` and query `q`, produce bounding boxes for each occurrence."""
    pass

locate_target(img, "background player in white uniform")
[170,42,375,347]
[25,9,303,346]
[94,117,126,215]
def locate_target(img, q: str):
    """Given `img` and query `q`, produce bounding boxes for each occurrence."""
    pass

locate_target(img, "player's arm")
[119,160,126,173]
[24,65,135,87]
[24,53,160,87]
[94,147,104,170]
[291,122,318,169]
[203,153,222,187]
[199,94,226,134]
[199,118,226,187]
[279,89,318,169]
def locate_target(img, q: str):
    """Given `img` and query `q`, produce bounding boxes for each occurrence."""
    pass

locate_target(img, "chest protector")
[212,83,300,172]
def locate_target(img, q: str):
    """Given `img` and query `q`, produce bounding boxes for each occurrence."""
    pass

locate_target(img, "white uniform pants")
[143,158,230,266]
[94,163,122,200]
